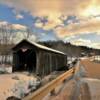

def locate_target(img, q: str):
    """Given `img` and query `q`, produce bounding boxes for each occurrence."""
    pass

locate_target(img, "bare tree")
[24,27,33,39]
[0,23,14,64]
[0,23,37,64]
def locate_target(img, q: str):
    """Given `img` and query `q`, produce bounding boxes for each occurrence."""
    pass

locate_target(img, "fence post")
[50,89,55,96]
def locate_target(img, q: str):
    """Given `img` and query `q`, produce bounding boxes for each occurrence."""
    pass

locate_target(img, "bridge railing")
[23,68,74,100]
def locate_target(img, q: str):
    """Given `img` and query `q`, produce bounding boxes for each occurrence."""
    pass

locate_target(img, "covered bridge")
[12,39,67,76]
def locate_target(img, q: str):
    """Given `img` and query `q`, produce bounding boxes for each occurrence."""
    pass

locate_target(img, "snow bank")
[0,73,39,100]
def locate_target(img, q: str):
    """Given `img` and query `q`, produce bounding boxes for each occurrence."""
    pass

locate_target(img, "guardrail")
[23,68,74,100]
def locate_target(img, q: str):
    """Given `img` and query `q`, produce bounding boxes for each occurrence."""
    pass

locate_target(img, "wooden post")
[55,56,57,70]
[50,89,56,96]
[36,51,39,75]
[12,52,17,72]
[50,54,52,73]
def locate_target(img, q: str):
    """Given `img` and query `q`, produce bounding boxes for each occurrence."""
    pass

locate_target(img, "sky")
[0,0,100,49]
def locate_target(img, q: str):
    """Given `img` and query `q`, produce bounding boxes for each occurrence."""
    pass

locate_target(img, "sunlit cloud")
[0,21,27,30]
[12,24,27,30]
[55,16,100,38]
[71,38,91,46]
[0,0,93,20]
[1,0,100,32]
[15,14,24,20]
[1,0,100,18]
[0,0,100,49]
[81,0,100,17]
[70,38,100,49]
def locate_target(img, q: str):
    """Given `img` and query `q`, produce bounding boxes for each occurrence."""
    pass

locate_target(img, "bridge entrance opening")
[16,48,36,72]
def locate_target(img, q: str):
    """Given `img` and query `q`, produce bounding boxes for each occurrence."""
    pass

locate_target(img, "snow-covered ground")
[0,73,39,100]
[0,58,100,100]
[0,65,12,74]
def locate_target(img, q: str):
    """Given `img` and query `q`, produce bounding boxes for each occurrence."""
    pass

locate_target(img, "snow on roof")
[15,39,66,55]
[32,41,66,55]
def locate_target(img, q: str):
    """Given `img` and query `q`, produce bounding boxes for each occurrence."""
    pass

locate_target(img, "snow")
[0,73,37,100]
[0,65,12,74]
[15,39,66,55]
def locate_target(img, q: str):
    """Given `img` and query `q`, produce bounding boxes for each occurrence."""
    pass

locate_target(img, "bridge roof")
[12,39,66,55]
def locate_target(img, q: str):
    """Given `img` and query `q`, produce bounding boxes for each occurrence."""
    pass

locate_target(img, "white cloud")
[70,38,100,49]
[55,16,100,38]
[12,9,24,20]
[34,19,44,28]
[0,21,8,26]
[1,0,97,31]
[34,16,63,30]
[0,21,27,30]
[0,0,100,49]
[12,24,27,30]
[1,0,100,33]
[91,43,100,49]
[16,14,24,20]
[71,38,91,46]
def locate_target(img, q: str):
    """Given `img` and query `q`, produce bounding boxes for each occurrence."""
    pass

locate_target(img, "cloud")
[1,0,100,25]
[15,14,24,20]
[70,38,100,49]
[55,16,100,38]
[0,21,26,30]
[0,0,100,49]
[12,9,24,20]
[0,0,96,21]
[34,16,63,30]
[12,24,27,30]
[34,19,44,28]
[2,0,100,17]
[81,0,100,17]
[71,38,91,46]
[1,0,100,32]
[0,21,8,26]
[91,43,100,49]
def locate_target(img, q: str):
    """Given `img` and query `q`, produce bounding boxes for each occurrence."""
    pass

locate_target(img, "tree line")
[0,23,32,64]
